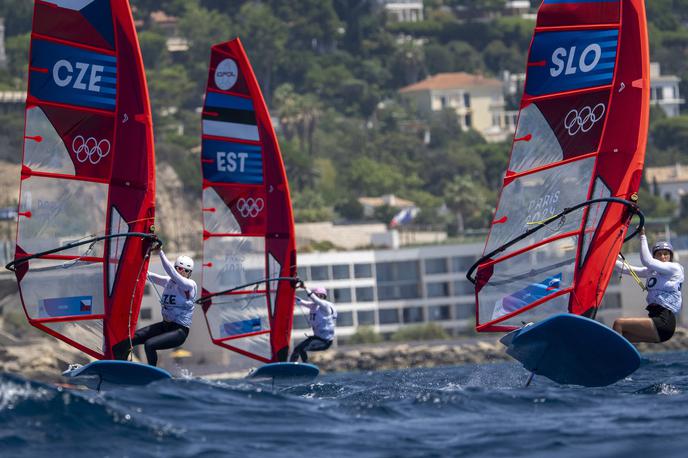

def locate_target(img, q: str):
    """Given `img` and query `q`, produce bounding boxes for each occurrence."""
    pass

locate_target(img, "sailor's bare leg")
[613,317,660,343]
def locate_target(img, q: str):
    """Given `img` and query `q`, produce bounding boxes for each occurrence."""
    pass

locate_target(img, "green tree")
[444,176,491,234]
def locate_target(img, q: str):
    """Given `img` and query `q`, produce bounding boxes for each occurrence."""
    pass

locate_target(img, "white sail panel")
[23,107,76,175]
[17,176,107,255]
[107,207,128,295]
[509,104,563,173]
[486,157,595,254]
[202,236,265,293]
[19,259,104,319]
[202,187,241,234]
[206,293,271,340]
[44,319,104,355]
[479,236,577,325]
[228,334,271,360]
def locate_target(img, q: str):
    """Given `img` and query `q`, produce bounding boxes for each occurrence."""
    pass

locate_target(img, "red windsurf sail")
[467,0,649,331]
[198,39,297,363]
[7,0,156,359]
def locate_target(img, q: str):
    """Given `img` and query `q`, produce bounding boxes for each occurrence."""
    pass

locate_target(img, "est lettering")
[217,151,248,173]
[53,60,104,92]
[550,44,602,77]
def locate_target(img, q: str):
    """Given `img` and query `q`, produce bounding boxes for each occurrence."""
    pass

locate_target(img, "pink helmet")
[312,287,328,298]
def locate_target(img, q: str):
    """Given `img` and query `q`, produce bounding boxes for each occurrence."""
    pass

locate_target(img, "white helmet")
[175,255,194,272]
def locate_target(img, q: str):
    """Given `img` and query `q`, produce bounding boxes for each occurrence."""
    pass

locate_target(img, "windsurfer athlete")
[290,282,337,363]
[613,228,684,343]
[114,245,197,366]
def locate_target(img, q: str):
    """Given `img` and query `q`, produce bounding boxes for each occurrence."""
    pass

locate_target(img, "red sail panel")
[200,39,297,363]
[474,0,649,331]
[12,0,155,359]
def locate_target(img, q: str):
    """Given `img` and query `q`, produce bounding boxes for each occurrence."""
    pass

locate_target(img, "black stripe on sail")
[203,106,257,126]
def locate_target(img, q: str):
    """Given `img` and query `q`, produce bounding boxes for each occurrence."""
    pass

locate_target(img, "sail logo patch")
[564,103,606,136]
[72,135,111,164]
[202,92,258,141]
[214,58,238,90]
[30,39,116,110]
[236,197,264,218]
[202,140,263,184]
[526,30,618,96]
[550,44,602,77]
[41,295,94,318]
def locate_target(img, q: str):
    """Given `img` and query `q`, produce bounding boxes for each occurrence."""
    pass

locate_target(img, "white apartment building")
[399,72,509,142]
[650,62,684,117]
[381,1,424,23]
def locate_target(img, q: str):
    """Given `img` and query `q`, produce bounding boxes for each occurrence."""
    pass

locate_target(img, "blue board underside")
[502,314,640,387]
[248,362,320,380]
[63,360,172,386]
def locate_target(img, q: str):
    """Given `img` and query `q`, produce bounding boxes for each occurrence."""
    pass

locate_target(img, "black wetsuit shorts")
[646,304,676,342]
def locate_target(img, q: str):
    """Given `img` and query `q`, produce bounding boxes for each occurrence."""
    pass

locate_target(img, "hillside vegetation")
[0,0,687,234]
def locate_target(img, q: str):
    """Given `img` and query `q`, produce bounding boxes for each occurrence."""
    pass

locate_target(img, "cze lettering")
[162,294,177,305]
[217,151,248,173]
[53,59,104,92]
[550,44,602,77]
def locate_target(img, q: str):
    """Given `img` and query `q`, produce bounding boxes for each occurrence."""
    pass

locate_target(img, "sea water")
[1,351,688,458]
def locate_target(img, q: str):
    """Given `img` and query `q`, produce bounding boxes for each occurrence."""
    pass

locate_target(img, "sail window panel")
[17,175,107,256]
[23,106,76,175]
[227,333,271,360]
[107,207,129,295]
[496,293,571,328]
[580,178,612,267]
[477,236,577,326]
[19,258,104,320]
[202,236,265,294]
[485,156,595,255]
[202,187,240,234]
[509,104,563,173]
[206,293,271,342]
[44,319,104,356]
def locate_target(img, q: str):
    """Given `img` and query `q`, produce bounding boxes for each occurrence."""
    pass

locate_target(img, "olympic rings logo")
[563,103,605,136]
[236,197,264,218]
[72,135,111,164]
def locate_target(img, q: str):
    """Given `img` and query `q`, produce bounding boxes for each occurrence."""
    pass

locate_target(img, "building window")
[378,284,421,301]
[310,265,330,281]
[355,286,375,302]
[298,267,311,281]
[465,114,472,128]
[403,306,424,323]
[424,257,448,274]
[453,281,474,296]
[452,256,475,272]
[333,287,352,303]
[427,282,450,298]
[464,92,471,108]
[332,264,351,280]
[293,315,311,330]
[379,308,400,324]
[455,303,474,319]
[338,311,354,327]
[354,263,373,278]
[144,284,151,295]
[429,305,451,321]
[357,310,375,325]
[376,260,421,301]
[440,96,446,108]
[601,293,622,309]
[140,308,152,320]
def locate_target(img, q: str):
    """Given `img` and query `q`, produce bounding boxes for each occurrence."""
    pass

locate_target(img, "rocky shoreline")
[2,328,688,383]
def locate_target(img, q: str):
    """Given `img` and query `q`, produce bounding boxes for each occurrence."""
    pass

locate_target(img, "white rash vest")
[296,291,337,341]
[616,235,684,313]
[147,250,198,328]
